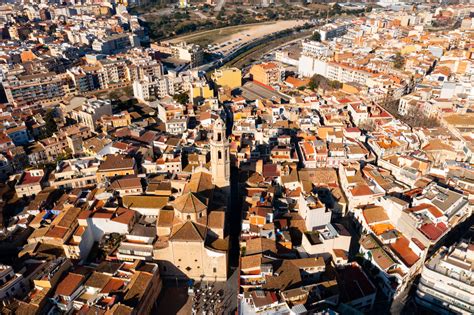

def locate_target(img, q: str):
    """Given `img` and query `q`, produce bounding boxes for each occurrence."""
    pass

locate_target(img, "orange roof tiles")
[362,206,389,224]
[407,203,443,218]
[371,223,395,236]
[390,236,419,267]
[351,184,374,197]
[55,273,84,296]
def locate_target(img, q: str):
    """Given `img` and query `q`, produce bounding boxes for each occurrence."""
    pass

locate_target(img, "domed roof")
[172,192,207,214]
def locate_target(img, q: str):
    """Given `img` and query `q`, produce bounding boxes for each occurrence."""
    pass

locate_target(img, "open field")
[166,20,308,50]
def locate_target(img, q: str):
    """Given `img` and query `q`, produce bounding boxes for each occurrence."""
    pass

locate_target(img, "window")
[213,268,217,273]
[218,151,222,160]
[217,133,222,141]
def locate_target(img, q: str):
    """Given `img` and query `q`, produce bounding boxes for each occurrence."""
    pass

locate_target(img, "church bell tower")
[210,117,230,189]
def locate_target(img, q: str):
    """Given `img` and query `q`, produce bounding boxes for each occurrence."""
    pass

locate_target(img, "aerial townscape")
[0,0,473,314]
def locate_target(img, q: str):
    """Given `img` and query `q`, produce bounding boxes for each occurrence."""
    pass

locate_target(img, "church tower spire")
[210,116,230,188]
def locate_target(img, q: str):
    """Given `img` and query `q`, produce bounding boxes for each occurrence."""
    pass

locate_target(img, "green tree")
[393,52,405,69]
[329,80,343,89]
[173,92,189,105]
[310,31,321,42]
[308,74,327,90]
[40,109,58,139]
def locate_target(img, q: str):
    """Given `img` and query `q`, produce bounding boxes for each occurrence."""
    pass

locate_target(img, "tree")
[331,3,342,15]
[173,92,189,105]
[393,52,405,70]
[403,107,440,128]
[310,31,321,42]
[40,109,58,139]
[329,80,342,89]
[308,74,326,90]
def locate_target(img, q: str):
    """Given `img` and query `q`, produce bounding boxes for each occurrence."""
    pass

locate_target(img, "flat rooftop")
[238,81,290,102]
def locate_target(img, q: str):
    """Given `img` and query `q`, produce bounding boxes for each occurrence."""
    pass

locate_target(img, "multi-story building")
[48,157,100,189]
[128,58,163,82]
[0,265,26,300]
[169,41,203,68]
[326,62,375,85]
[211,67,242,90]
[416,233,474,314]
[249,62,283,87]
[301,40,331,57]
[317,23,348,41]
[70,98,113,130]
[15,169,45,198]
[96,154,137,183]
[133,76,173,101]
[3,72,74,108]
[92,33,139,55]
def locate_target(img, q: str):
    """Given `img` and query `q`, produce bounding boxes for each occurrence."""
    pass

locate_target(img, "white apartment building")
[302,40,331,57]
[0,265,25,300]
[71,98,112,130]
[317,23,348,41]
[298,55,328,78]
[326,62,374,85]
[133,76,172,102]
[170,42,203,68]
[416,237,474,314]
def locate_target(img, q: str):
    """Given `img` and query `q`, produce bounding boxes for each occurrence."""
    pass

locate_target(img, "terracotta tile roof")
[170,221,207,242]
[19,171,43,186]
[207,211,225,229]
[183,172,214,194]
[98,154,134,172]
[157,209,174,227]
[390,236,419,267]
[241,254,262,271]
[419,222,448,241]
[245,237,277,256]
[371,247,396,270]
[84,272,111,290]
[109,304,134,315]
[173,192,207,214]
[55,273,85,296]
[290,257,325,269]
[123,271,153,307]
[111,207,135,225]
[263,260,302,291]
[362,206,389,224]
[407,203,443,218]
[123,195,168,210]
[338,263,375,303]
[351,184,374,196]
[100,278,125,294]
[45,226,69,239]
[422,139,454,152]
[110,176,142,190]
